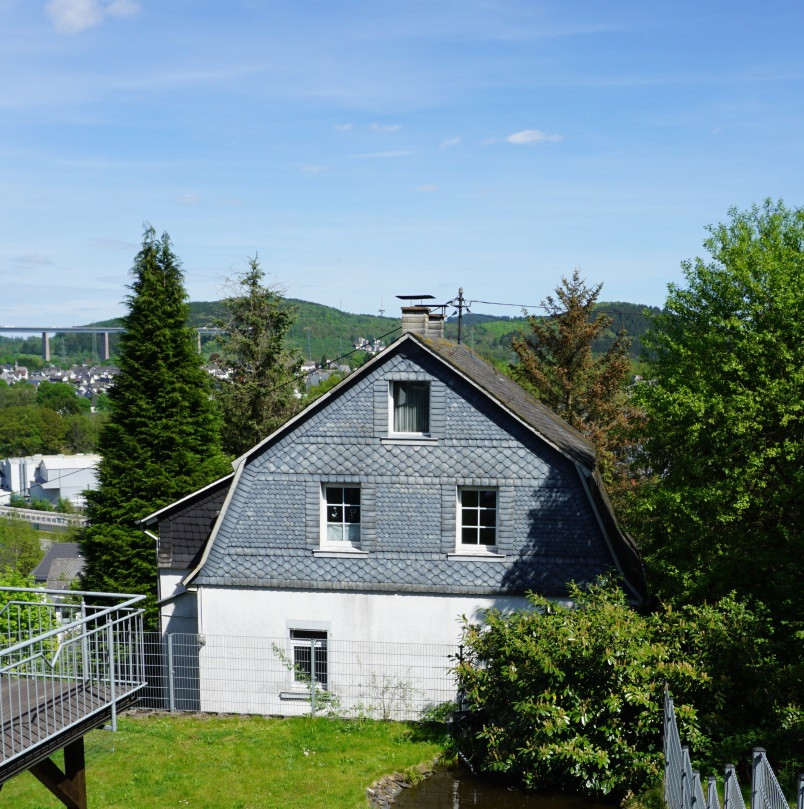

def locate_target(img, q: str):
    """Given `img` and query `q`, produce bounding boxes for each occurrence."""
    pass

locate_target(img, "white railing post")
[80,599,90,683]
[107,620,117,732]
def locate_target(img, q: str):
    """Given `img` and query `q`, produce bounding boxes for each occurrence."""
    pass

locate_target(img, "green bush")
[455,582,769,799]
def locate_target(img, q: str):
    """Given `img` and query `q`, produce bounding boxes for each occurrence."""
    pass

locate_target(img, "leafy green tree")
[216,256,302,456]
[511,270,635,486]
[80,227,230,625]
[0,516,43,575]
[0,405,66,456]
[36,381,88,415]
[457,582,771,798]
[0,382,36,409]
[632,200,803,635]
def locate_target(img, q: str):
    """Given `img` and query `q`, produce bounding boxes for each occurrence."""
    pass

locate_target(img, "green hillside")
[0,299,660,370]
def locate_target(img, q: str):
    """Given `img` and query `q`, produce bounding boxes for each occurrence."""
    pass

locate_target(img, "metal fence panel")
[664,691,794,809]
[136,632,457,720]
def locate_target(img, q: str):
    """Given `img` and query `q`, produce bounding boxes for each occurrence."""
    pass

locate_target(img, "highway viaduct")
[0,326,224,362]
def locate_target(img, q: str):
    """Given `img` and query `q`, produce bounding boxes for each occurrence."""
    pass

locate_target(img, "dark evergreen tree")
[80,227,230,624]
[216,256,302,457]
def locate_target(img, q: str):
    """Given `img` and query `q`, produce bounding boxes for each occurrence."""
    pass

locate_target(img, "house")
[27,454,101,508]
[1,454,100,508]
[32,542,85,591]
[140,306,646,714]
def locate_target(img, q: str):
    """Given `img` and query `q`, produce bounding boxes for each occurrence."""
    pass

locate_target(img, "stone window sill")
[313,548,368,559]
[381,436,438,446]
[447,552,507,562]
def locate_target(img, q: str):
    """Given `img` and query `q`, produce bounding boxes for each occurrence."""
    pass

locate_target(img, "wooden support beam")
[30,737,87,809]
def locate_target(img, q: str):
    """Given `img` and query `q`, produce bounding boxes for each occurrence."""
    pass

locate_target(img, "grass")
[2,712,446,809]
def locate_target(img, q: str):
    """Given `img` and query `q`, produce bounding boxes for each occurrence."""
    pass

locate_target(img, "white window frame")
[321,484,362,548]
[388,380,431,436]
[456,486,498,553]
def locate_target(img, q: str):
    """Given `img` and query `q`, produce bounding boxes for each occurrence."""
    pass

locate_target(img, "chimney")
[398,296,445,339]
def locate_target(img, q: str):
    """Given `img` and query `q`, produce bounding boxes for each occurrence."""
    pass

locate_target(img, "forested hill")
[0,299,659,369]
[187,299,659,365]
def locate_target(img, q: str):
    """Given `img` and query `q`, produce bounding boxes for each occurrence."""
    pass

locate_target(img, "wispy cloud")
[46,0,140,35]
[440,136,462,149]
[299,164,327,173]
[334,123,353,131]
[181,193,200,204]
[350,150,413,159]
[416,184,438,192]
[90,238,137,250]
[370,123,401,133]
[506,129,562,144]
[11,252,54,266]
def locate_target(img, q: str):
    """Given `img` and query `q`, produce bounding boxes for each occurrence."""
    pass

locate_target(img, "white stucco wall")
[192,586,533,717]
[158,570,198,635]
[197,585,527,644]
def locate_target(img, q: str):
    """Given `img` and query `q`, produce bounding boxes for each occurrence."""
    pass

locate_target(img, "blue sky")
[1,0,801,325]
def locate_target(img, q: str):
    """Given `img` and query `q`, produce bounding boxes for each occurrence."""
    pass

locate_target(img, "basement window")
[290,629,328,689]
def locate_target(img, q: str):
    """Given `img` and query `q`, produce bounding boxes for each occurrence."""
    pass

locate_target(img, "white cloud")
[370,123,401,133]
[11,252,54,266]
[440,137,462,149]
[506,129,562,144]
[90,238,137,250]
[46,0,139,35]
[181,193,200,204]
[351,150,413,159]
[415,184,438,192]
[334,123,353,131]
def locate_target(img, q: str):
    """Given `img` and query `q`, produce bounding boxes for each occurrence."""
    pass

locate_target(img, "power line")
[468,299,651,317]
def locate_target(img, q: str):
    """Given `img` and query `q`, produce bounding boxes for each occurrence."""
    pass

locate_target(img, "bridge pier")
[42,332,50,362]
[100,332,110,362]
[197,330,202,354]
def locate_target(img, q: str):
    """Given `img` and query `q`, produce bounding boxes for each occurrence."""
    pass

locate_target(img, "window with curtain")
[392,381,430,433]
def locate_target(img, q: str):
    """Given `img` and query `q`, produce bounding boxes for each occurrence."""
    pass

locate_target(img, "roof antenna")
[456,287,465,345]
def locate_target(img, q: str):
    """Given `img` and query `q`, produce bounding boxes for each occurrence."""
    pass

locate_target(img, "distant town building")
[0,454,101,508]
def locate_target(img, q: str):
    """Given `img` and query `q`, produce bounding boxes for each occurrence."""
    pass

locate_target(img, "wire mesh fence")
[664,689,802,809]
[137,632,459,720]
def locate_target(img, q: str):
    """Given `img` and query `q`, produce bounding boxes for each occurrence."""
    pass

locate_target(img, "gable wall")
[195,343,614,596]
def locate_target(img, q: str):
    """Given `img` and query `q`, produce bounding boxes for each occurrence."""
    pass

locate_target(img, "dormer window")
[391,381,430,435]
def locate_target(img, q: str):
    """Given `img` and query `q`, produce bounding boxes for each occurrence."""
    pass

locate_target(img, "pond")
[393,768,613,809]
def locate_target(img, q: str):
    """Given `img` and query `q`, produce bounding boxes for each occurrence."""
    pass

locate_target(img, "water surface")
[394,768,613,809]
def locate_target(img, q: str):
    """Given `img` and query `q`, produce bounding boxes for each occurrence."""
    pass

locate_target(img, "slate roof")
[414,335,597,468]
[32,542,84,590]
[144,332,645,601]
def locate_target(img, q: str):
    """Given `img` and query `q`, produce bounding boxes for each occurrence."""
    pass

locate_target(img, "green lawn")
[2,713,446,808]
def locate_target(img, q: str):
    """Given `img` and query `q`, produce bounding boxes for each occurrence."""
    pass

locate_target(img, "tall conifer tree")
[80,227,229,624]
[216,256,302,457]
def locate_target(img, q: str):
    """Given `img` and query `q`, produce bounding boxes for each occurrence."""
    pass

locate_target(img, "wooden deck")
[0,675,139,785]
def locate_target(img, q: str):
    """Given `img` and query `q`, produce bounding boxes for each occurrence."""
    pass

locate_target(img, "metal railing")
[137,632,458,720]
[0,586,145,772]
[0,505,87,529]
[664,690,802,809]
